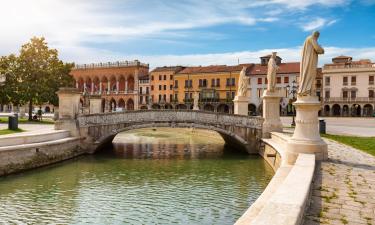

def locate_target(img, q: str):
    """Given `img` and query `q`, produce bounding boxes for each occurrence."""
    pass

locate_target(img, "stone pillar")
[99,81,102,94]
[54,87,81,137]
[233,95,248,115]
[262,90,283,138]
[116,80,119,94]
[91,81,94,94]
[107,81,111,94]
[89,95,102,114]
[286,96,328,164]
[125,80,128,93]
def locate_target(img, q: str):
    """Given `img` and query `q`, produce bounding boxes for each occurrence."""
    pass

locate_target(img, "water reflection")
[0,128,274,225]
[112,128,227,159]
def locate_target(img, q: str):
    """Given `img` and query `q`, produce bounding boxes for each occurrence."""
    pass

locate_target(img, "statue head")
[312,31,320,39]
[271,52,277,58]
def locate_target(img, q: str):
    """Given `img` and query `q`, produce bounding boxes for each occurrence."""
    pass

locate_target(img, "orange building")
[70,60,149,112]
[171,64,253,113]
[149,66,185,109]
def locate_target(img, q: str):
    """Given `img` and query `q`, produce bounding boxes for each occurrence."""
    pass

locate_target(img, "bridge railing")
[76,110,263,129]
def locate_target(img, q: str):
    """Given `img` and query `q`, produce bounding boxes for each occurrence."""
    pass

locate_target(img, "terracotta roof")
[177,64,253,74]
[151,66,185,73]
[248,62,300,75]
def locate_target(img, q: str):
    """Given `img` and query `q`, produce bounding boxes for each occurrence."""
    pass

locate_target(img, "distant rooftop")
[74,60,149,70]
[151,66,185,73]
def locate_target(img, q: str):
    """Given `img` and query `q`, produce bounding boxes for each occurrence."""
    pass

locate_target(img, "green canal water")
[0,128,274,225]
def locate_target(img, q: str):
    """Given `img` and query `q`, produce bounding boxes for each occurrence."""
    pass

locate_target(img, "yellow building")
[149,66,185,109]
[171,64,252,113]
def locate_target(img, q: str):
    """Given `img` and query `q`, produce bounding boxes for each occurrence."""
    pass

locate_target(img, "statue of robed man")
[267,52,278,92]
[237,66,249,97]
[298,31,324,96]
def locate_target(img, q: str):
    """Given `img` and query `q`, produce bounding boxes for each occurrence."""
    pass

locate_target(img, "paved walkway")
[0,123,54,132]
[281,117,375,137]
[303,139,375,225]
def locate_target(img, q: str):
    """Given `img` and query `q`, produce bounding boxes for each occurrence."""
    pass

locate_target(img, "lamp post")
[286,80,298,127]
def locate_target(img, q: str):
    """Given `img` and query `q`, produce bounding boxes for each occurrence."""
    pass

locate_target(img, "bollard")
[319,119,326,134]
[8,113,19,130]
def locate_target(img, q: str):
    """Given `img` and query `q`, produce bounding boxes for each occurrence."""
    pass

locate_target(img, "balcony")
[324,97,375,103]
[343,82,348,86]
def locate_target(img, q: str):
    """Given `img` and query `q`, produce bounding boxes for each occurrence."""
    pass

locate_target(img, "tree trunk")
[28,99,33,121]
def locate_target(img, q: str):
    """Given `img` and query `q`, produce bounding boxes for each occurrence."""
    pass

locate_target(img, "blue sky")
[0,0,374,67]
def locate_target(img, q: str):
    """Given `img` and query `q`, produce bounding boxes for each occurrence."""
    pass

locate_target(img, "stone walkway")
[303,139,375,225]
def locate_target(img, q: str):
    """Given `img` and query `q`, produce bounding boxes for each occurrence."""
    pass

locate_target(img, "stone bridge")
[73,110,263,153]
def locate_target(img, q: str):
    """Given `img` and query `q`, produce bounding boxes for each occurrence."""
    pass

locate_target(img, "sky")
[0,0,375,68]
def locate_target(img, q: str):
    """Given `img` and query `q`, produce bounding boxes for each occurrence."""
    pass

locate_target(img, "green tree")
[16,37,74,120]
[0,55,21,109]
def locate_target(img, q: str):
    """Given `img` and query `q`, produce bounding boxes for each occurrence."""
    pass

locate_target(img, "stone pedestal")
[53,107,59,121]
[233,95,248,115]
[286,95,328,164]
[262,90,283,138]
[56,87,81,120]
[89,95,102,114]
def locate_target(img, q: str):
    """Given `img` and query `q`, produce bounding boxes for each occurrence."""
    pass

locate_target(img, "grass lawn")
[0,117,54,124]
[0,128,25,135]
[322,134,375,157]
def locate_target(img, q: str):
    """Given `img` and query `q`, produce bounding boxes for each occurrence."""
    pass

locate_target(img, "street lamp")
[286,80,298,127]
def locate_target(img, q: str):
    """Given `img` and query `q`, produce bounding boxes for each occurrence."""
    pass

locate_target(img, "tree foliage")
[0,37,74,120]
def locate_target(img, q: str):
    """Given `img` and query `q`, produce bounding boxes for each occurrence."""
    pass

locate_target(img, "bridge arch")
[76,110,263,154]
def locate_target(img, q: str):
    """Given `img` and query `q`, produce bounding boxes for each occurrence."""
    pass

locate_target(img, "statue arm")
[311,38,324,54]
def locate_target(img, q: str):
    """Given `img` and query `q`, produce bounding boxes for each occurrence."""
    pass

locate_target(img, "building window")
[231,78,235,86]
[174,80,178,88]
[325,90,330,99]
[146,87,149,94]
[216,78,220,87]
[163,94,166,100]
[159,94,162,101]
[343,91,348,99]
[257,78,262,84]
[140,87,143,94]
[231,91,235,99]
[277,77,281,84]
[170,85,173,90]
[351,90,356,99]
[343,76,348,86]
[174,94,178,101]
[226,92,230,99]
[369,76,374,85]
[211,78,215,87]
[265,78,268,84]
[164,85,166,90]
[189,80,192,87]
[170,75,173,80]
[190,93,193,99]
[140,96,143,104]
[226,78,230,86]
[185,92,189,100]
[159,85,162,90]
[159,75,162,80]
[284,76,289,83]
[164,75,167,80]
[151,85,154,91]
[151,76,154,81]
[325,77,330,86]
[185,80,189,88]
[169,94,173,101]
[203,79,207,87]
[351,76,356,85]
[369,90,374,98]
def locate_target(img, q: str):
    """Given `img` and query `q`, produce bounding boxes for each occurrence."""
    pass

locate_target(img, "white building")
[322,56,375,117]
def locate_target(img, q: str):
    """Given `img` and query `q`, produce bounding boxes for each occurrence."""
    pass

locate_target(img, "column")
[99,82,102,94]
[107,81,111,94]
[116,80,119,94]
[91,81,94,94]
[125,80,128,93]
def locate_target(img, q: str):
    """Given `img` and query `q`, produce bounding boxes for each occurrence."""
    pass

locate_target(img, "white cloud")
[60,45,375,69]
[301,18,337,31]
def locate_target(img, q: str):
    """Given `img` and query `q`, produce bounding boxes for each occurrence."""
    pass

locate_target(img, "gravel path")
[303,139,375,225]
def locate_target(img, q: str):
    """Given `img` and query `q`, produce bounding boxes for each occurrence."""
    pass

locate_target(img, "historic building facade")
[70,60,149,112]
[172,64,252,113]
[246,55,300,115]
[138,74,151,109]
[149,66,185,109]
[322,56,375,116]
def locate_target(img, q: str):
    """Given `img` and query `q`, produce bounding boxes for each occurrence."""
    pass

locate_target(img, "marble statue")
[237,66,249,97]
[193,92,199,110]
[298,31,324,96]
[267,52,278,92]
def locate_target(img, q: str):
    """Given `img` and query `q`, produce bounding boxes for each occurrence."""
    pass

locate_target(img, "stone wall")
[0,137,85,176]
